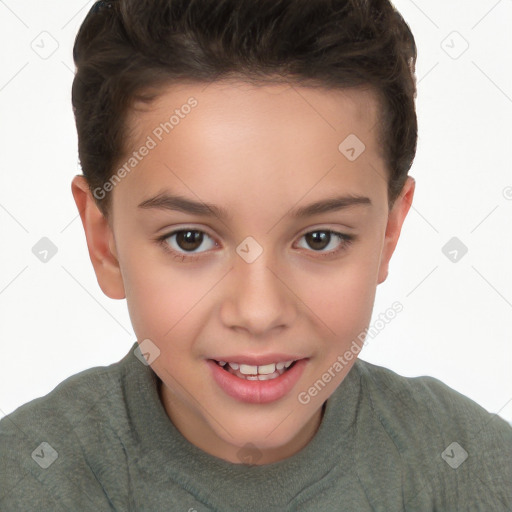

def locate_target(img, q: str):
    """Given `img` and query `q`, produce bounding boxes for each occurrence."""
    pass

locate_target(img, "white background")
[0,0,511,424]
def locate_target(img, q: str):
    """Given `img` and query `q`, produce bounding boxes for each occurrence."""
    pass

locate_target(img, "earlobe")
[377,176,415,285]
[71,175,126,300]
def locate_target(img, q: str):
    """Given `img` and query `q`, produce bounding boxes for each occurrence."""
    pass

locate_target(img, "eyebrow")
[137,192,372,220]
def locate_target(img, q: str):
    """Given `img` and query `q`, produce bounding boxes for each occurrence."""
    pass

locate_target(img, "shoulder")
[353,357,512,437]
[352,358,512,508]
[0,355,125,440]
[0,350,134,510]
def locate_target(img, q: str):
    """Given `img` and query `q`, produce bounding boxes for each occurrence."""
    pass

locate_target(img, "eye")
[155,227,355,262]
[295,230,354,259]
[157,228,218,262]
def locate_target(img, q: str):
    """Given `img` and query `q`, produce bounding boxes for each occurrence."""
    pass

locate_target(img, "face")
[72,80,414,465]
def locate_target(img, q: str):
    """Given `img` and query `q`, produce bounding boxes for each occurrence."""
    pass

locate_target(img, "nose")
[219,250,298,338]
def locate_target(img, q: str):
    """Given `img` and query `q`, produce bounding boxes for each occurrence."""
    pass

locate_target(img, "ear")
[377,176,415,285]
[71,175,126,299]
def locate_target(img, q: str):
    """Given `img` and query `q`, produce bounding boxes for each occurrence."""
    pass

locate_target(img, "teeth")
[239,364,258,375]
[256,363,276,375]
[217,359,297,375]
[239,362,289,375]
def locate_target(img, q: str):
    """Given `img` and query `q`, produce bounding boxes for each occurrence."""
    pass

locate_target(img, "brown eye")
[159,228,217,260]
[296,229,355,259]
[156,227,354,263]
[174,230,204,251]
[304,231,331,251]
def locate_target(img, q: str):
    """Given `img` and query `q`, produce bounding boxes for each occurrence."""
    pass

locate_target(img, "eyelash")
[155,228,355,262]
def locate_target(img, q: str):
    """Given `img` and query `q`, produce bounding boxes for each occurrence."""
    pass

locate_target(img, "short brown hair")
[72,0,417,217]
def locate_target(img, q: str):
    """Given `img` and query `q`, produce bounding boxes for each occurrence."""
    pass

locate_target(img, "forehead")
[113,80,387,220]
[130,80,381,143]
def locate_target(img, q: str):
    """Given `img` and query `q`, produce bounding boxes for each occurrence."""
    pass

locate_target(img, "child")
[1,0,511,510]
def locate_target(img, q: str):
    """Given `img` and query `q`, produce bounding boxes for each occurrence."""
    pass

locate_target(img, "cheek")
[124,268,191,338]
[304,245,379,307]
[295,254,379,348]
[118,241,180,339]
[122,252,216,353]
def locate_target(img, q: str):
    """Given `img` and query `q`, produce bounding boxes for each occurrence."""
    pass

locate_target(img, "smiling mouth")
[212,360,298,381]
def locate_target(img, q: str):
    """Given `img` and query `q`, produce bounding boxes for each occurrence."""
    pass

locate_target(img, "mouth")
[207,358,308,404]
[212,359,298,381]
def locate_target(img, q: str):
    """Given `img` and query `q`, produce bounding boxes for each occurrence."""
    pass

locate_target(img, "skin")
[71,80,415,465]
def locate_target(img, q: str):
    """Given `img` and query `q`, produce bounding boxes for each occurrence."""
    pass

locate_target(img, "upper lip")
[210,354,307,366]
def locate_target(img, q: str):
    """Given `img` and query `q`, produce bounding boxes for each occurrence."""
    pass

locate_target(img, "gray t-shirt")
[1,342,511,511]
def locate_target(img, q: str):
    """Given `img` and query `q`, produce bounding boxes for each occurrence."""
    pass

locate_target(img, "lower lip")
[208,359,308,404]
